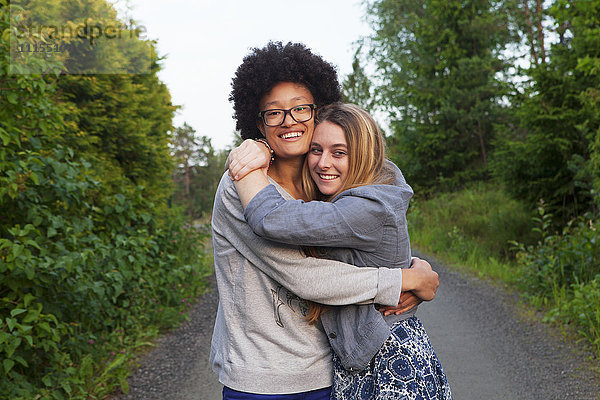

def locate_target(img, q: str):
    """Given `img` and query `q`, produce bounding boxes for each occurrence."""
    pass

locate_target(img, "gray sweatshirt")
[244,162,414,371]
[209,172,403,394]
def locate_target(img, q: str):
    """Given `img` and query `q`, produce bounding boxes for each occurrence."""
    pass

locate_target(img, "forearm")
[261,253,403,306]
[400,258,439,301]
[234,169,270,208]
[214,176,403,306]
[245,185,384,250]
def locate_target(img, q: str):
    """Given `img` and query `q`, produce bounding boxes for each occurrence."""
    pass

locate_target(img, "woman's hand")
[402,257,439,301]
[378,291,422,316]
[227,139,272,180]
[378,258,439,316]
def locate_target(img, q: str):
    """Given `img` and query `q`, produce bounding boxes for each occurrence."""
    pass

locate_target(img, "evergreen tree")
[171,128,228,218]
[172,123,199,197]
[365,0,512,193]
[342,45,376,110]
[190,136,228,217]
[491,0,600,220]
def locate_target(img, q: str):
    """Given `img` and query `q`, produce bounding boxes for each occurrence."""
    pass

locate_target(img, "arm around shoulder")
[213,177,402,306]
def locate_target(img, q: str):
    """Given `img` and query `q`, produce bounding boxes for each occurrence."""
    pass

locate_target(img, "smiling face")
[307,121,349,196]
[258,82,315,160]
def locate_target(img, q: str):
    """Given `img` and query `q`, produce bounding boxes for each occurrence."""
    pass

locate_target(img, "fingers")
[411,257,432,272]
[378,291,424,316]
[230,152,267,179]
[227,139,271,180]
[381,302,418,316]
[233,159,269,180]
[387,297,423,316]
[229,150,255,179]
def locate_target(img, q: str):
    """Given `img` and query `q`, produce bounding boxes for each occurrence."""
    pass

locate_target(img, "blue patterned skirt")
[331,316,452,400]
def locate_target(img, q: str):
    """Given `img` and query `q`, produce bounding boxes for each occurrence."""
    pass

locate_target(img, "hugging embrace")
[210,41,452,400]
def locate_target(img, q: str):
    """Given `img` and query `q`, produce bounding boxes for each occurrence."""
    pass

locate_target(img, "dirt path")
[111,256,600,400]
[417,252,599,400]
[110,274,222,400]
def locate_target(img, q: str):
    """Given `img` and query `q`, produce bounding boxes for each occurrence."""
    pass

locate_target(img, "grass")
[408,183,600,358]
[407,182,534,282]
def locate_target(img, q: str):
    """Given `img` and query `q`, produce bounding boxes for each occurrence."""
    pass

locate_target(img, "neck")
[268,156,307,200]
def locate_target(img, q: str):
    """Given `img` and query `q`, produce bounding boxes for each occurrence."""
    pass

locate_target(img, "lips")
[279,130,303,140]
[317,173,339,181]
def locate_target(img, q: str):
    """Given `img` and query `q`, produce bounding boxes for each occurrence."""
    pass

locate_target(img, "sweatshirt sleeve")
[244,185,387,251]
[212,174,402,306]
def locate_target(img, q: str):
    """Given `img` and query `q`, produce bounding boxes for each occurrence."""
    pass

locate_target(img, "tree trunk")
[536,0,546,63]
[477,119,487,165]
[523,0,539,67]
[184,160,190,196]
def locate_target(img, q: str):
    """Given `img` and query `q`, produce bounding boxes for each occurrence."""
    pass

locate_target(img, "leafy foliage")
[515,208,600,299]
[171,124,229,218]
[513,208,600,353]
[365,0,512,193]
[490,0,600,222]
[0,1,211,398]
[57,70,177,206]
[408,183,535,261]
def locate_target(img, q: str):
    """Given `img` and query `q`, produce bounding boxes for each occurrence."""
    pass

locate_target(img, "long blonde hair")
[302,103,395,323]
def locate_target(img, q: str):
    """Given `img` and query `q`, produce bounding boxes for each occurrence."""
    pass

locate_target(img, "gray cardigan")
[210,172,404,394]
[244,162,414,371]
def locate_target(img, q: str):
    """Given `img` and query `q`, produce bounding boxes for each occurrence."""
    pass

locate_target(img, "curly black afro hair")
[230,41,342,140]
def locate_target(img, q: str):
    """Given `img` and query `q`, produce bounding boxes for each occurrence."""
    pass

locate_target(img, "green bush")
[516,216,600,298]
[408,183,535,260]
[0,3,212,398]
[0,146,212,398]
[514,214,600,353]
[544,276,600,353]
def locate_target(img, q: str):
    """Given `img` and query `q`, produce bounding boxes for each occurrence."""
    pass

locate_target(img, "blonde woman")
[232,103,452,399]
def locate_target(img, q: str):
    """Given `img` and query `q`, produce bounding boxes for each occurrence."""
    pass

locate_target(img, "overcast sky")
[115,1,373,150]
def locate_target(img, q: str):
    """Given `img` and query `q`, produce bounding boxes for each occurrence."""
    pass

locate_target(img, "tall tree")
[491,0,600,220]
[171,131,228,218]
[190,137,228,216]
[57,67,177,206]
[172,123,199,197]
[342,45,376,110]
[365,0,512,193]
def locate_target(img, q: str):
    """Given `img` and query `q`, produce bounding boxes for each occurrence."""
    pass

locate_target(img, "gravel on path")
[417,251,600,400]
[109,274,222,400]
[110,255,600,400]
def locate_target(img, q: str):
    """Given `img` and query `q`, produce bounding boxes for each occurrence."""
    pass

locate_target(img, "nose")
[281,110,296,127]
[317,152,332,170]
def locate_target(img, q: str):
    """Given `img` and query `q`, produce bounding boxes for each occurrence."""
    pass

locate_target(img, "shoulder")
[386,160,413,194]
[215,171,240,200]
[337,182,412,206]
[213,171,243,219]
[332,162,413,211]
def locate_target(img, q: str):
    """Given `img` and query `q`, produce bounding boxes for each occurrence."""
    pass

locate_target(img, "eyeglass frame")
[257,103,317,127]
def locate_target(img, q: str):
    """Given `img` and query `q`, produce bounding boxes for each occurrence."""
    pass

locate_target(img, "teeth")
[281,131,302,139]
[319,174,338,180]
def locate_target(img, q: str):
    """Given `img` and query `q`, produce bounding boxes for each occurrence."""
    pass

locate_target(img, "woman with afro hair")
[210,42,440,400]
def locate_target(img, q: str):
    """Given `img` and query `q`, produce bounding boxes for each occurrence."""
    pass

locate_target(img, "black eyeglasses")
[258,104,316,127]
